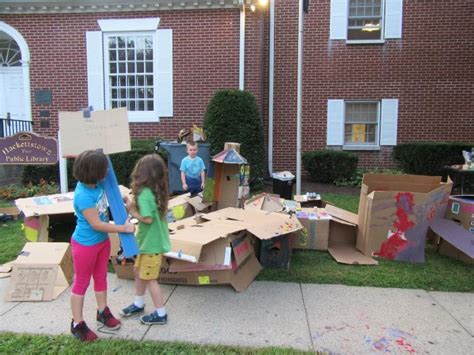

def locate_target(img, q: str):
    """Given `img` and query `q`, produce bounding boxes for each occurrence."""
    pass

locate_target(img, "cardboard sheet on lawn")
[6,243,73,301]
[431,195,474,264]
[357,174,452,263]
[15,186,131,243]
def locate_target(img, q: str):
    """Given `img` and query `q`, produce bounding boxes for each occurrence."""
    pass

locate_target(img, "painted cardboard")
[357,174,452,263]
[445,195,474,232]
[293,208,331,250]
[431,218,474,264]
[58,107,130,157]
[244,193,284,212]
[325,205,378,265]
[6,243,73,301]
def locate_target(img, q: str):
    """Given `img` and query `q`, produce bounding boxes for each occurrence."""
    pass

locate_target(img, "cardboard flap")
[15,243,70,264]
[328,244,378,265]
[168,193,191,208]
[244,193,266,210]
[166,239,203,263]
[230,253,262,292]
[6,264,58,301]
[231,233,253,265]
[244,193,283,212]
[325,205,358,225]
[431,219,474,258]
[185,195,214,212]
[363,173,441,185]
[168,214,207,231]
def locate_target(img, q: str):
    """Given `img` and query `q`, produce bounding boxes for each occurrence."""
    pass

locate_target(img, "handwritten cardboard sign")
[0,132,58,165]
[58,107,130,157]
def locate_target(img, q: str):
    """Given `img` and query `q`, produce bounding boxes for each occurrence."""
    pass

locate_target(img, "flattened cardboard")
[0,206,20,219]
[6,243,73,301]
[58,107,130,156]
[325,205,378,265]
[357,174,452,263]
[244,193,284,212]
[16,192,74,218]
[445,195,474,231]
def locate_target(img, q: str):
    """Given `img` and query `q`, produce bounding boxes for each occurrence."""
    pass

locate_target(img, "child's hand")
[122,221,135,234]
[201,182,205,189]
[183,183,188,191]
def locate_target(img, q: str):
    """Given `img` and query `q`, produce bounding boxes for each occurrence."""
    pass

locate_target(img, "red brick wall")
[272,0,473,171]
[0,9,267,142]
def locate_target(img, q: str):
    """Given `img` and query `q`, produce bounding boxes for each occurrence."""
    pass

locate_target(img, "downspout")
[296,0,304,195]
[239,0,245,90]
[268,0,275,176]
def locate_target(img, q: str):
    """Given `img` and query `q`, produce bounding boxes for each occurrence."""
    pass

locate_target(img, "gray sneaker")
[140,311,167,325]
[120,303,145,317]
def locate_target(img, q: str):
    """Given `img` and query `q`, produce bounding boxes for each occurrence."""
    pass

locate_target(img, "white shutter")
[327,100,345,145]
[330,0,348,40]
[380,99,398,146]
[86,31,104,110]
[384,0,403,39]
[156,29,173,117]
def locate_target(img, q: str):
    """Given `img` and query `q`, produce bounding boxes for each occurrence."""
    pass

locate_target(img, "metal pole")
[296,0,304,195]
[239,0,245,90]
[268,0,275,176]
[58,132,68,193]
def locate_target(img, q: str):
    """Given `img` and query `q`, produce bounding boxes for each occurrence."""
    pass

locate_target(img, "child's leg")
[70,239,99,323]
[147,279,165,309]
[92,239,111,310]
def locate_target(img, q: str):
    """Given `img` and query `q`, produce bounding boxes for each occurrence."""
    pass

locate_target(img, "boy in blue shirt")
[180,141,205,197]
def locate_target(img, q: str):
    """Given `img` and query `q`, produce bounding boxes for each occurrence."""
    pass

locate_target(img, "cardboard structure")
[357,174,452,263]
[6,243,73,301]
[15,186,130,242]
[58,107,130,157]
[294,208,331,250]
[431,195,474,264]
[167,193,216,223]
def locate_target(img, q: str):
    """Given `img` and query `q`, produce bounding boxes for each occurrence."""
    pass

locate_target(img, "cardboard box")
[294,194,323,208]
[111,257,136,279]
[357,174,452,263]
[294,208,331,250]
[445,195,474,232]
[6,243,73,301]
[325,205,378,265]
[167,193,216,223]
[244,193,284,212]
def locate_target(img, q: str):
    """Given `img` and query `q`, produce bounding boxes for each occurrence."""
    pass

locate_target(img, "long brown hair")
[130,154,169,220]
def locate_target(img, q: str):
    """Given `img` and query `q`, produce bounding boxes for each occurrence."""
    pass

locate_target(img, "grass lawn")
[0,333,310,355]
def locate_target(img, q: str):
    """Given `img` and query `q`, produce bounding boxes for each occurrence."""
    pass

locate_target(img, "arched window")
[0,34,21,67]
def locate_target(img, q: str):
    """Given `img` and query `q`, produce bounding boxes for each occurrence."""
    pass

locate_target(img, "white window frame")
[343,100,381,150]
[330,0,403,43]
[347,0,385,44]
[103,31,158,122]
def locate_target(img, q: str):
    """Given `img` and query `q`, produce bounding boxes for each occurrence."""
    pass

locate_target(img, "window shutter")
[380,99,398,145]
[156,29,173,117]
[327,100,345,145]
[384,0,403,39]
[330,0,348,40]
[86,31,104,110]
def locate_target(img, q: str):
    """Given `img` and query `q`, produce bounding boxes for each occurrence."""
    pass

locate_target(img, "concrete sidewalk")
[0,276,473,353]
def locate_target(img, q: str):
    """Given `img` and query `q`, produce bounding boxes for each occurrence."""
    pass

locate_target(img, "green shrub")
[203,89,266,189]
[0,180,59,200]
[21,139,161,188]
[302,150,358,183]
[393,142,472,176]
[334,168,404,188]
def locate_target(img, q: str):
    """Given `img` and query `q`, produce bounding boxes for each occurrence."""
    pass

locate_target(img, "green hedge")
[393,142,473,176]
[22,139,162,188]
[302,150,358,183]
[203,89,266,189]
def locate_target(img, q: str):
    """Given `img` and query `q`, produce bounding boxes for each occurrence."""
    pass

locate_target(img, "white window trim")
[98,18,160,32]
[346,0,385,44]
[343,100,381,150]
[103,31,159,122]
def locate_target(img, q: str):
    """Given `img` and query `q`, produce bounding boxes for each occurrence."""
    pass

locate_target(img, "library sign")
[0,132,58,165]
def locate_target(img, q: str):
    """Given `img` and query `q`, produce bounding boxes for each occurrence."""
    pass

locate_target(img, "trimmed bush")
[302,150,358,183]
[22,139,162,188]
[393,142,473,176]
[203,89,265,189]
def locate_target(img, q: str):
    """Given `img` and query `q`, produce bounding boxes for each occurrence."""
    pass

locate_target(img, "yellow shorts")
[134,254,162,280]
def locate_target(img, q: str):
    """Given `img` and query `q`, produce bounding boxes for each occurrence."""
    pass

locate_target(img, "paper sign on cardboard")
[58,107,130,156]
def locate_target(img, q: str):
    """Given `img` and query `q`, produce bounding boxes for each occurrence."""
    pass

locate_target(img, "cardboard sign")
[58,107,130,156]
[0,132,58,165]
[6,243,73,302]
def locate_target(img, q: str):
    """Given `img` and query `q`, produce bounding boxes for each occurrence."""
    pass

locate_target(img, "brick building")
[0,0,472,175]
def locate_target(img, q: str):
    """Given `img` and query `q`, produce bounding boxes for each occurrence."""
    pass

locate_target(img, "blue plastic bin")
[159,142,211,194]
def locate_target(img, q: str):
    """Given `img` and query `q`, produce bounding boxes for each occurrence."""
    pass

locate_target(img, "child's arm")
[82,208,135,233]
[125,197,153,225]
[200,169,206,189]
[181,171,188,191]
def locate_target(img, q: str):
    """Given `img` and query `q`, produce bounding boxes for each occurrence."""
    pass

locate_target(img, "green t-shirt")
[136,187,171,254]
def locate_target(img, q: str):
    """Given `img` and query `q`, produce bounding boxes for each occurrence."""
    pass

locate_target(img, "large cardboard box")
[294,208,331,250]
[357,174,452,263]
[6,243,73,301]
[445,195,474,232]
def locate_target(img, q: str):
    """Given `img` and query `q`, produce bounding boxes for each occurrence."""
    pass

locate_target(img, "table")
[444,164,474,194]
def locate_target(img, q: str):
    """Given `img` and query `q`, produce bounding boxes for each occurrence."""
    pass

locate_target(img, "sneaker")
[96,306,121,330]
[120,303,145,317]
[140,311,168,325]
[71,320,98,342]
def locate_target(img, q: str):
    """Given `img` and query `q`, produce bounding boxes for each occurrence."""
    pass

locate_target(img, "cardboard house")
[431,195,474,264]
[6,243,73,302]
[357,174,452,263]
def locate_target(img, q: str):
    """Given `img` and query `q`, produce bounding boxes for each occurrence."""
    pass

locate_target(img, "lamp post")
[296,0,305,195]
